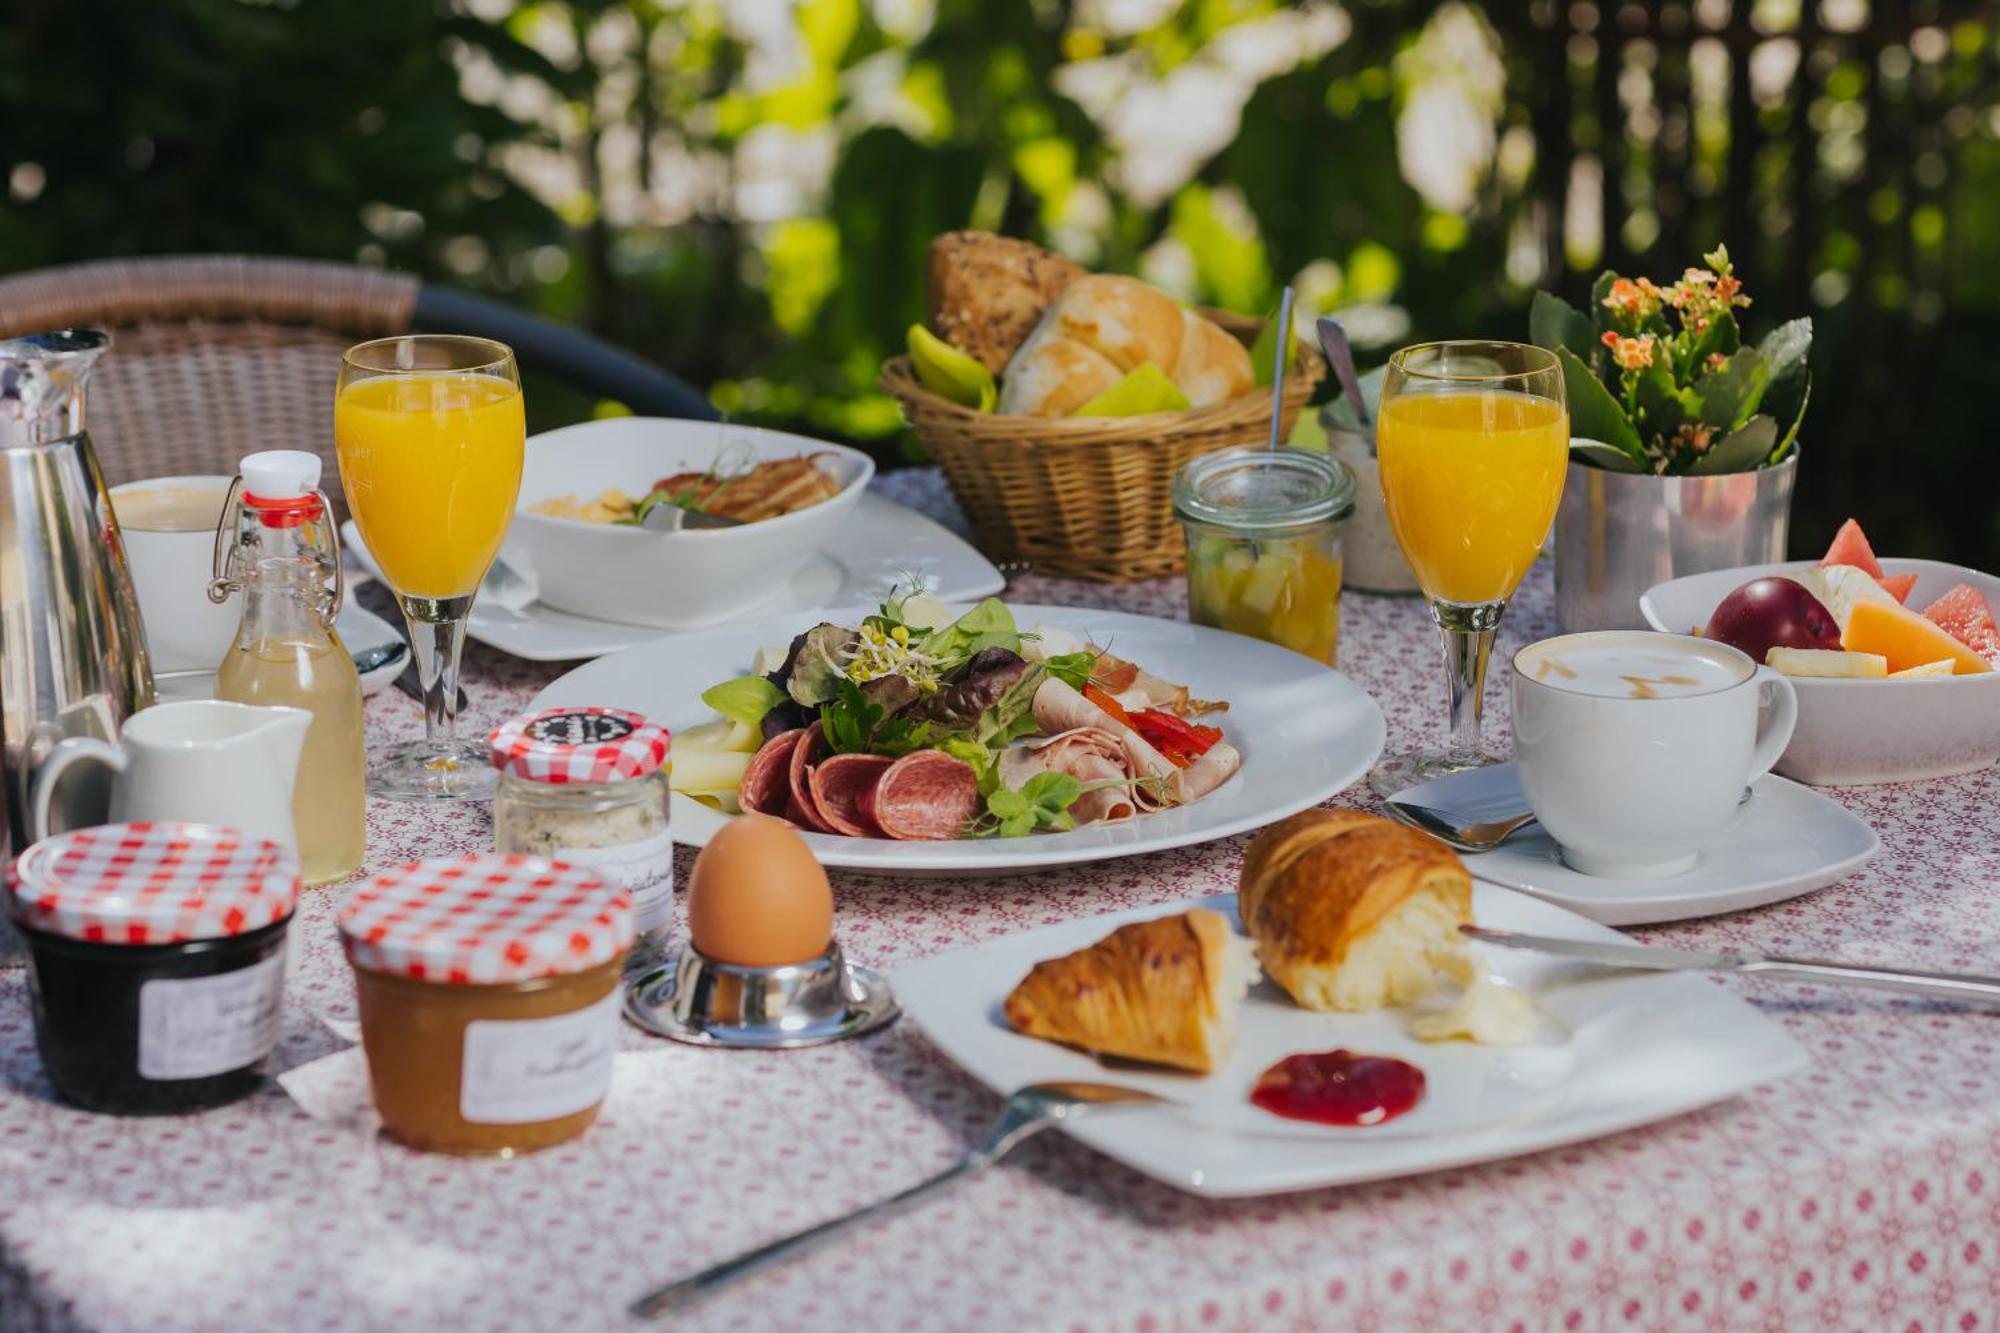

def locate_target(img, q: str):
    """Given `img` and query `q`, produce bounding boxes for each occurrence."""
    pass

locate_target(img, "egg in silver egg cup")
[624,940,899,1048]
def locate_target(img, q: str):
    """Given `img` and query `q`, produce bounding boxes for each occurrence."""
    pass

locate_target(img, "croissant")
[1237,810,1473,1013]
[1003,908,1259,1073]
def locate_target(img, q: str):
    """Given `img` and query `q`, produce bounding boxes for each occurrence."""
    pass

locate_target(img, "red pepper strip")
[1128,709,1222,769]
[1082,683,1135,729]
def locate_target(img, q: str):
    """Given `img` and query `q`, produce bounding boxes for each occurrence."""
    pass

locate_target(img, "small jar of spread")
[5,821,298,1115]
[337,854,633,1156]
[1173,446,1356,665]
[491,707,672,971]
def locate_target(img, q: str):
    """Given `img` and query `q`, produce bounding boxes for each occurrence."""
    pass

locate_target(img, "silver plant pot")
[1553,449,1798,632]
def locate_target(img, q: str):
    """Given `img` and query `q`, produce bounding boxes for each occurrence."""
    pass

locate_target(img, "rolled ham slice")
[997,727,1138,825]
[739,728,805,817]
[785,722,837,834]
[1028,677,1179,809]
[1172,739,1241,802]
[861,750,980,841]
[809,753,894,838]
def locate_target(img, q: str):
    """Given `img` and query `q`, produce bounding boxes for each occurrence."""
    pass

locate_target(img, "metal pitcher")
[0,329,155,856]
[1552,451,1798,632]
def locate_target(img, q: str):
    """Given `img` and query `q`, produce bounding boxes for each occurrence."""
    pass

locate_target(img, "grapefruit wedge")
[1922,583,2000,663]
[1844,598,1993,675]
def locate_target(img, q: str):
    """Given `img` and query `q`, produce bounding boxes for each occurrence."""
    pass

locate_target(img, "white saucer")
[154,602,405,703]
[341,490,1005,662]
[1392,763,1880,926]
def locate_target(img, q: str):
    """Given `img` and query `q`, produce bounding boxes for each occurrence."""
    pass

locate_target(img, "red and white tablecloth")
[3,469,1997,1333]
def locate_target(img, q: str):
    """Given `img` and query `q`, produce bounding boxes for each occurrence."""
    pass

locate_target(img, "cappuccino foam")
[1524,641,1744,700]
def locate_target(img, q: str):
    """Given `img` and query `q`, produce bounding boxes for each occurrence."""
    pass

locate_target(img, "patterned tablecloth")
[3,468,1997,1333]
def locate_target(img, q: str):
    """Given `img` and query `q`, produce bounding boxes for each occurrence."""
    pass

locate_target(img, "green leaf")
[701,676,786,728]
[1555,346,1645,467]
[1632,360,1687,444]
[1570,439,1648,473]
[1687,415,1778,475]
[986,788,1029,819]
[1248,302,1297,388]
[938,736,999,794]
[1694,347,1771,430]
[1529,291,1596,363]
[919,597,1018,669]
[1039,650,1098,692]
[1768,375,1811,464]
[1758,317,1813,456]
[1020,771,1082,814]
[1682,309,1740,378]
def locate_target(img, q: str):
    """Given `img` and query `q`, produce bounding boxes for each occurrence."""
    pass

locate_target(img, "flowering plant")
[1530,246,1811,475]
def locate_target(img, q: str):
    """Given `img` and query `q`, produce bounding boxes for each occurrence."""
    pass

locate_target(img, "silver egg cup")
[623,940,899,1049]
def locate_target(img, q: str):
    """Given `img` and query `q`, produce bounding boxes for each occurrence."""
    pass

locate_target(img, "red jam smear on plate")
[1250,1049,1426,1127]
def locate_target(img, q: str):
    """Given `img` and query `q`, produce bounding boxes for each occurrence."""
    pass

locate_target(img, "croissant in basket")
[1237,810,1474,1013]
[1002,908,1259,1073]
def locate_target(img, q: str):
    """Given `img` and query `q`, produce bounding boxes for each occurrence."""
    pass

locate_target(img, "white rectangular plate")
[892,886,1807,1197]
[344,491,1004,662]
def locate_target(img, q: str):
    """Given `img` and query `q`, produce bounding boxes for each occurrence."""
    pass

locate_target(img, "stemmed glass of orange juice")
[1370,340,1568,798]
[336,335,525,801]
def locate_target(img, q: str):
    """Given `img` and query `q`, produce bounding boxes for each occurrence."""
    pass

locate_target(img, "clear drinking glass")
[335,335,525,801]
[1369,340,1568,798]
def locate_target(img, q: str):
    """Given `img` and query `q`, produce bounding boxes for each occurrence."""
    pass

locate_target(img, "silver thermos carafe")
[0,329,155,857]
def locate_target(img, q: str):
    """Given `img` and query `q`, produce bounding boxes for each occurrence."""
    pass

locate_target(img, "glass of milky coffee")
[109,476,239,674]
[1510,631,1799,878]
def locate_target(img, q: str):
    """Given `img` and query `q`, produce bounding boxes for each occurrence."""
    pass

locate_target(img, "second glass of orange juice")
[1371,340,1568,797]
[336,335,525,801]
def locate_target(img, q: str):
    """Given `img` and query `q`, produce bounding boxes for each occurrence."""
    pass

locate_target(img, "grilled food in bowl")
[505,417,874,629]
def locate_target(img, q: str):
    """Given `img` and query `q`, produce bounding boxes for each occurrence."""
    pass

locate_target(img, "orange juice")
[1376,390,1568,604]
[335,373,525,599]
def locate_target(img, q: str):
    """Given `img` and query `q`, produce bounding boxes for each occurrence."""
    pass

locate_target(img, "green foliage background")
[4,0,1998,565]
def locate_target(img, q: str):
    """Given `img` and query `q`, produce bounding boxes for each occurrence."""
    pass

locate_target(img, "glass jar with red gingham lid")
[336,853,634,1155]
[4,821,300,1115]
[489,706,673,972]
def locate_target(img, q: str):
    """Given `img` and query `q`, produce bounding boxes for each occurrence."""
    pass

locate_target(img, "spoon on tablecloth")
[628,1081,1167,1319]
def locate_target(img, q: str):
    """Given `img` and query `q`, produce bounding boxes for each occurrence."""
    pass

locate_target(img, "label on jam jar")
[459,988,621,1124]
[137,950,287,1081]
[546,830,674,935]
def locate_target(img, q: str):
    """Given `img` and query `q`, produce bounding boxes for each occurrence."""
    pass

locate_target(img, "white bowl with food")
[1641,557,2000,785]
[505,417,875,629]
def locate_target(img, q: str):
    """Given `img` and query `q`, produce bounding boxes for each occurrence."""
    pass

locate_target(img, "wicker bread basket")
[882,314,1325,582]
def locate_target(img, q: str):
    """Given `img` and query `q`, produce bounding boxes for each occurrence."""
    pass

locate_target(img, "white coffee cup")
[110,475,238,674]
[1511,631,1799,879]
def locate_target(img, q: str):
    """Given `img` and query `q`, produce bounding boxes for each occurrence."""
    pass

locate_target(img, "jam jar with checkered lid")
[490,707,672,972]
[5,822,300,1115]
[337,854,633,1156]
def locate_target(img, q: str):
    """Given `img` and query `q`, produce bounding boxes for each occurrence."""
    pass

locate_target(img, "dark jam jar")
[6,822,299,1115]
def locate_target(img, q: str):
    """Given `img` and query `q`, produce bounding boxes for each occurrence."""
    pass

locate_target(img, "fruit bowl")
[1641,558,2000,785]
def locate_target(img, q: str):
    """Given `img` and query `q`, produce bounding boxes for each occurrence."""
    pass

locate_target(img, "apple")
[1707,577,1843,664]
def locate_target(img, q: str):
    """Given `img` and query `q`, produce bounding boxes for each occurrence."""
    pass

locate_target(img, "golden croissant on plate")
[1002,908,1259,1073]
[1237,810,1474,1013]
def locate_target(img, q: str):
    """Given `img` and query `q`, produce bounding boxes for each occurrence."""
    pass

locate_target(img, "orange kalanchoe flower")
[1601,276,1665,320]
[1600,330,1656,371]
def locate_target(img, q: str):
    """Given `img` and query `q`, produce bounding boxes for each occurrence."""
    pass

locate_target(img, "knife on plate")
[353,578,469,711]
[1463,926,2000,1008]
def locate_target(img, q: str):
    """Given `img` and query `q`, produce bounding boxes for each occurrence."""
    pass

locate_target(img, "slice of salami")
[785,722,837,834]
[809,753,895,838]
[738,728,805,817]
[863,750,981,841]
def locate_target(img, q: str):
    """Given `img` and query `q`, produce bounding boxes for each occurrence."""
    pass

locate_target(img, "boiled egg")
[686,813,834,966]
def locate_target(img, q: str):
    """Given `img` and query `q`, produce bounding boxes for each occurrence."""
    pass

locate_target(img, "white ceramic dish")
[1393,763,1879,926]
[892,886,1808,1197]
[503,416,874,630]
[1641,557,2000,785]
[154,602,405,703]
[344,492,1004,662]
[530,604,1386,874]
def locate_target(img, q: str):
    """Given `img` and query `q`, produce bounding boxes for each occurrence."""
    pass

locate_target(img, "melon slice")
[1843,599,1993,675]
[1821,518,1885,580]
[1921,583,2000,663]
[1767,647,1888,678]
[1877,572,1918,604]
[1888,660,1955,679]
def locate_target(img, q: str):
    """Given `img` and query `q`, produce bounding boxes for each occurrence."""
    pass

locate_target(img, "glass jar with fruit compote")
[1173,447,1355,665]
